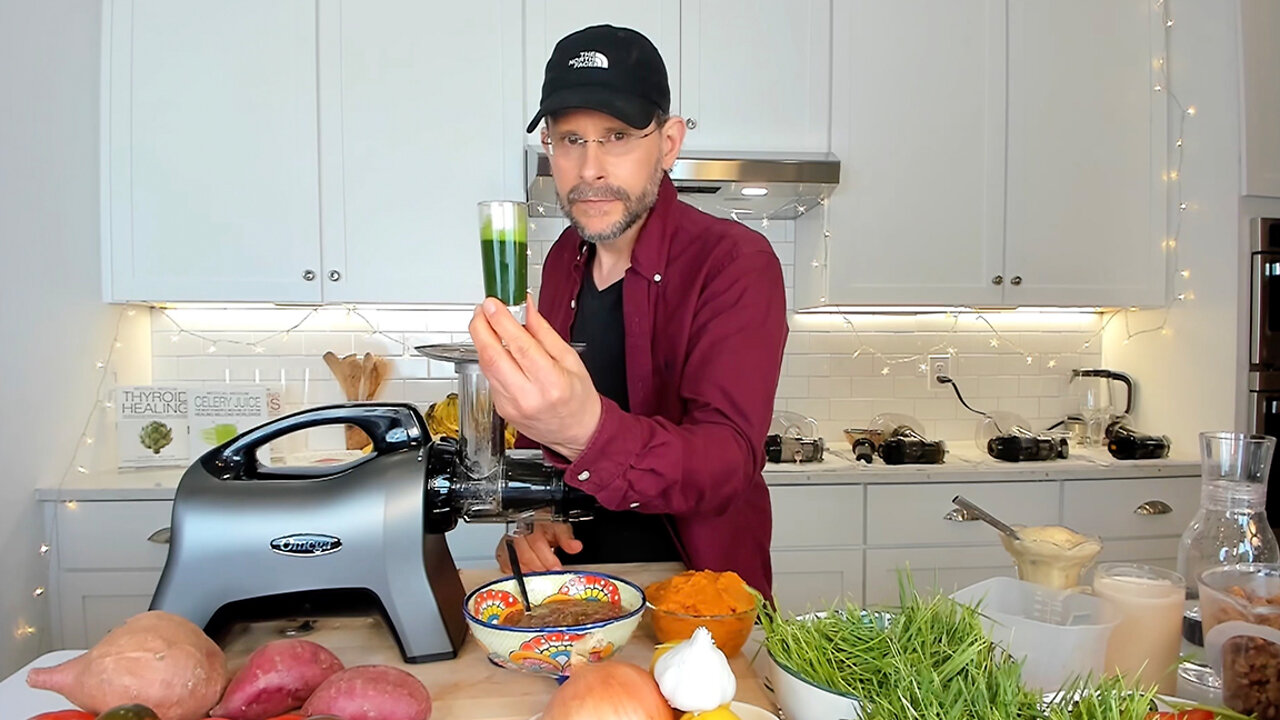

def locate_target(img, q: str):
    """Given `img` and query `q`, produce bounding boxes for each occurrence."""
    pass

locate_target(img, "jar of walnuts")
[1200,564,1280,719]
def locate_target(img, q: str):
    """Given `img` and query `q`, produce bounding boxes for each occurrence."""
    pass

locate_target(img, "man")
[468,24,787,596]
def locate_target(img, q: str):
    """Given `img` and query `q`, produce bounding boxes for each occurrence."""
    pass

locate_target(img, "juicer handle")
[1204,620,1280,677]
[200,403,424,481]
[1108,371,1134,416]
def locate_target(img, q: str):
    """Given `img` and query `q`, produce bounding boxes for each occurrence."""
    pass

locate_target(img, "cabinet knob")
[685,117,698,130]
[1134,500,1173,516]
[328,269,342,282]
[1010,275,1023,286]
[147,527,171,544]
[302,269,317,282]
[944,507,980,522]
[991,275,1004,286]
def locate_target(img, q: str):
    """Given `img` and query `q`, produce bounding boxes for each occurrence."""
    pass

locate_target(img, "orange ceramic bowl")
[646,601,758,656]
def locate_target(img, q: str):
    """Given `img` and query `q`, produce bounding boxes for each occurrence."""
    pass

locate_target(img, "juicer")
[150,342,596,663]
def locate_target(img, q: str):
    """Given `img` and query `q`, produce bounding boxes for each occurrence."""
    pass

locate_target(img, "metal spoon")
[505,537,532,612]
[951,495,1021,541]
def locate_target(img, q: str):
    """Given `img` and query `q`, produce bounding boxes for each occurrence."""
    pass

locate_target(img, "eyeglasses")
[541,125,660,160]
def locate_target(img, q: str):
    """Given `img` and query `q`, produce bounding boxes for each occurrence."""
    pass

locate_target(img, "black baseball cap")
[526,24,671,134]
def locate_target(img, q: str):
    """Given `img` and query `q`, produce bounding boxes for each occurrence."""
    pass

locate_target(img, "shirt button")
[630,502,640,509]
[577,470,590,481]
[653,273,662,282]
[570,299,576,309]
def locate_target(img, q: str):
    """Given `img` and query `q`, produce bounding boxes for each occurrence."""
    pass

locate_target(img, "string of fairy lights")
[27,0,1193,640]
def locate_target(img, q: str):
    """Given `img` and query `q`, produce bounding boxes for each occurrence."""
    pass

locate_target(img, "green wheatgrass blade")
[759,570,1245,720]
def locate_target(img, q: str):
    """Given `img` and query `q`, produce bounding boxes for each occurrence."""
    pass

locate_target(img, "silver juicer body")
[150,343,594,663]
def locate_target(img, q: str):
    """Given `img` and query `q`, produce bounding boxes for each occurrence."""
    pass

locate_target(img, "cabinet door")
[58,571,162,649]
[1062,476,1199,540]
[865,481,1059,547]
[1003,0,1166,307]
[771,549,863,614]
[865,546,1015,607]
[679,0,830,153]
[1241,0,1280,198]
[523,0,682,141]
[105,0,322,303]
[808,0,1006,308]
[321,0,524,304]
[770,485,863,549]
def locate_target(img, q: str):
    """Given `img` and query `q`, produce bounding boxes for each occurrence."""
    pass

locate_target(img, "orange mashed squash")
[645,570,756,615]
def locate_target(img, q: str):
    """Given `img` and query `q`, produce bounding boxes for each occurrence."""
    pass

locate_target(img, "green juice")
[480,232,527,306]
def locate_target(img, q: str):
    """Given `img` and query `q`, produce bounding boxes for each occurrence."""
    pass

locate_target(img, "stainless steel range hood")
[526,147,840,220]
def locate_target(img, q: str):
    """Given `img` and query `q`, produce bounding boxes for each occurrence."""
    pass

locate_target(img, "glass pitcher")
[1177,432,1280,600]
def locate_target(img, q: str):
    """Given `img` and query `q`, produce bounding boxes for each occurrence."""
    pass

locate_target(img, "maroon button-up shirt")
[536,175,788,597]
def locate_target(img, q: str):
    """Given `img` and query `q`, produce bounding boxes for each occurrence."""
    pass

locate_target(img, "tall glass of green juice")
[477,200,528,323]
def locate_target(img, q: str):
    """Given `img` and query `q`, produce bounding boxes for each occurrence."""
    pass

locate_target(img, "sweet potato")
[26,611,227,720]
[209,639,343,720]
[300,665,431,720]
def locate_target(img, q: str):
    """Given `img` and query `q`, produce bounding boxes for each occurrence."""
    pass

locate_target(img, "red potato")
[300,665,431,720]
[26,611,227,720]
[209,639,344,720]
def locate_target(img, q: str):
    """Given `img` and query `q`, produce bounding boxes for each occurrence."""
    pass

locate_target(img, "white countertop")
[34,446,1199,502]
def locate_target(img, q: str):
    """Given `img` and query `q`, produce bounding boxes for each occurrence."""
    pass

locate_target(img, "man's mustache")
[567,184,630,203]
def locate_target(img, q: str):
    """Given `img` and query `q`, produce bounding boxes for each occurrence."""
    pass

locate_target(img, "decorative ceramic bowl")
[464,570,645,679]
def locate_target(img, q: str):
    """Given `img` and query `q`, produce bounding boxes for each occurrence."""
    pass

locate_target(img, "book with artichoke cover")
[116,386,190,468]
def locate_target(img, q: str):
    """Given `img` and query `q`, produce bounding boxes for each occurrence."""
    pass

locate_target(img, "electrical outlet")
[927,354,952,390]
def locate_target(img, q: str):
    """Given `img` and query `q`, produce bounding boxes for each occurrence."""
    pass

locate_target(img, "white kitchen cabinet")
[523,0,682,141]
[320,0,524,304]
[1240,0,1280,198]
[58,571,162,650]
[103,0,324,303]
[809,0,1006,308]
[679,0,830,153]
[801,0,1166,309]
[864,481,1059,547]
[769,485,863,548]
[865,545,1017,607]
[771,549,863,614]
[1002,0,1167,307]
[1061,476,1200,540]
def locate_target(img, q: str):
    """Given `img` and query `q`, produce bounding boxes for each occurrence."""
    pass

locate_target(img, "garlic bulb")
[653,627,737,712]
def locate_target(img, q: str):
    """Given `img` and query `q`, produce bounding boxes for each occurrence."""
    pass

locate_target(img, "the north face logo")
[568,50,609,69]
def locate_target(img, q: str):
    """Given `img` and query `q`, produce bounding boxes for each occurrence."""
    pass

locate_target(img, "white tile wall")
[148,217,1104,448]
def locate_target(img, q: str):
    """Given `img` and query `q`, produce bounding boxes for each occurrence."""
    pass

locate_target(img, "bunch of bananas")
[425,393,517,449]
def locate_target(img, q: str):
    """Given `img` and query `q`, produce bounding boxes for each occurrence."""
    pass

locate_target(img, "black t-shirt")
[558,268,683,565]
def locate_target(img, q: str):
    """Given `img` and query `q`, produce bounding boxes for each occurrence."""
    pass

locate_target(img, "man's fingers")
[551,522,584,555]
[510,534,553,572]
[471,304,533,390]
[527,530,564,570]
[524,295,581,368]
[482,298,557,376]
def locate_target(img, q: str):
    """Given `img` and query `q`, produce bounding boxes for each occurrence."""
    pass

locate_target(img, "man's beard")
[559,161,663,245]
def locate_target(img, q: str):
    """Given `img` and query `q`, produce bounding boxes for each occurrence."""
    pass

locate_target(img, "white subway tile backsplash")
[829,398,875,423]
[302,332,354,356]
[809,377,851,398]
[979,376,1022,398]
[427,360,457,379]
[913,398,958,421]
[784,332,811,355]
[388,356,430,380]
[177,356,230,381]
[810,332,854,355]
[892,375,933,400]
[788,355,830,377]
[775,376,809,399]
[996,397,1042,420]
[404,379,458,403]
[788,398,830,420]
[830,354,874,377]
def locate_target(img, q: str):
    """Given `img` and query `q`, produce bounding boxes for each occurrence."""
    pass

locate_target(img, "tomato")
[26,712,94,720]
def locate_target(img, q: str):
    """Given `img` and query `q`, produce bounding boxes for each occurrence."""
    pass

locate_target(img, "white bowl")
[763,650,864,720]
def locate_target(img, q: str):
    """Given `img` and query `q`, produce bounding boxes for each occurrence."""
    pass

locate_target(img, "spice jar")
[1200,563,1280,718]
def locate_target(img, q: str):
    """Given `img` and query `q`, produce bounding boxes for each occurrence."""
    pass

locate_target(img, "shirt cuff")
[564,398,642,508]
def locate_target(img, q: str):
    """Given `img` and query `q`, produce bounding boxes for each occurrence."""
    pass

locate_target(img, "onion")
[542,660,674,720]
